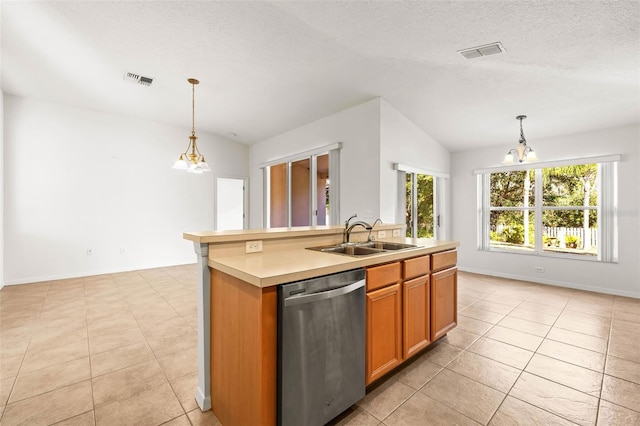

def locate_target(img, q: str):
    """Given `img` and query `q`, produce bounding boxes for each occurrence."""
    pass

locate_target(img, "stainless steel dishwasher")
[278,268,366,426]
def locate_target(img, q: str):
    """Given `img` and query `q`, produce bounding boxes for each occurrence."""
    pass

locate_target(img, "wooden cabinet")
[403,275,430,359]
[366,262,402,385]
[430,267,457,341]
[366,250,456,386]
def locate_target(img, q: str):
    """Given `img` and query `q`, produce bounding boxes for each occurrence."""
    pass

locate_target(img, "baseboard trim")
[3,261,196,286]
[458,266,640,299]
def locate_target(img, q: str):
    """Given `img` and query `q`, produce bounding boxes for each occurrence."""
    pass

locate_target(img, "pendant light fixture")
[503,115,538,164]
[172,78,210,173]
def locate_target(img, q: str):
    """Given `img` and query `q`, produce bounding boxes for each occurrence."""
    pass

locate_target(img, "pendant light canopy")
[172,78,210,174]
[503,115,538,165]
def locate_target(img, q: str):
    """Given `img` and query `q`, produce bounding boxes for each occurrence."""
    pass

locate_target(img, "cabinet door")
[366,283,402,385]
[430,267,457,341]
[403,275,430,359]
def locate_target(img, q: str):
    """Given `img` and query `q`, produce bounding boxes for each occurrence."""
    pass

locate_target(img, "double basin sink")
[307,241,418,257]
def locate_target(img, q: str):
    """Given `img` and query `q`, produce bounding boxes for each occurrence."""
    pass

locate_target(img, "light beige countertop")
[209,237,459,287]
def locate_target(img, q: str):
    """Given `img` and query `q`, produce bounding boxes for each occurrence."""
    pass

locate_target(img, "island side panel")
[211,269,277,426]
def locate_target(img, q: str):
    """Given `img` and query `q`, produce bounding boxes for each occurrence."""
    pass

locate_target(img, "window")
[397,164,448,240]
[262,144,340,227]
[477,157,618,262]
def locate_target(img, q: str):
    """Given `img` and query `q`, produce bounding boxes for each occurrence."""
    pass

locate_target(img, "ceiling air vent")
[458,42,506,59]
[123,71,154,86]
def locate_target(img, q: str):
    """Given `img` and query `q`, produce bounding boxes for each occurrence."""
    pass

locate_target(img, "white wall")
[4,95,249,285]
[380,99,451,235]
[451,124,640,298]
[249,98,381,228]
[1,89,4,290]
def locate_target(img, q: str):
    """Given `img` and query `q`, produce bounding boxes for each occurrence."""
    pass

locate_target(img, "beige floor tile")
[518,301,564,316]
[421,341,462,367]
[547,327,608,353]
[611,318,640,335]
[52,410,95,426]
[94,380,183,426]
[330,406,380,426]
[1,380,93,426]
[612,310,640,324]
[10,357,90,403]
[138,315,193,339]
[357,379,414,421]
[0,376,14,407]
[92,360,166,408]
[439,328,480,350]
[421,369,505,425]
[446,351,520,393]
[168,371,199,412]
[526,293,570,308]
[605,355,640,385]
[455,316,494,335]
[86,314,138,338]
[458,307,505,324]
[509,372,598,426]
[383,392,480,426]
[90,342,155,377]
[525,354,602,396]
[471,300,514,315]
[601,375,640,412]
[609,329,640,364]
[466,337,533,370]
[394,356,442,390]
[146,330,198,358]
[485,325,543,352]
[186,408,222,426]
[597,400,640,425]
[537,339,605,372]
[497,316,551,337]
[507,307,557,326]
[554,316,610,339]
[89,327,147,355]
[559,310,611,328]
[0,354,23,380]
[489,395,575,426]
[157,347,198,381]
[28,324,88,352]
[481,294,524,308]
[161,414,192,426]
[20,339,89,374]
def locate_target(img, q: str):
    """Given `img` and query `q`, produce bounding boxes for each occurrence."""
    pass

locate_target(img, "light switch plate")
[377,230,386,239]
[392,229,401,237]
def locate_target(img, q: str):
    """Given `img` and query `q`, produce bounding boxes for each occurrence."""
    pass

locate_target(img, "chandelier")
[172,78,210,173]
[503,115,537,164]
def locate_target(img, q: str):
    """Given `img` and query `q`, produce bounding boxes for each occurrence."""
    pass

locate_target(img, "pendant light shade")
[173,78,210,173]
[503,115,537,165]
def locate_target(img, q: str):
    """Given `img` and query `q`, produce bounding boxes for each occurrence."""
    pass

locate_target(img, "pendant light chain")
[172,78,210,173]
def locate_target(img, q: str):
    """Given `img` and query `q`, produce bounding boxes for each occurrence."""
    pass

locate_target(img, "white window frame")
[395,163,449,240]
[475,155,619,262]
[261,143,341,228]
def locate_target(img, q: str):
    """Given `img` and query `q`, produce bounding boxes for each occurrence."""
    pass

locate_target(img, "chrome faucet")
[367,218,383,242]
[344,221,373,244]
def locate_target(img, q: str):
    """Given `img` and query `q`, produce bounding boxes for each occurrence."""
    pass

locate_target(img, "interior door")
[216,177,246,230]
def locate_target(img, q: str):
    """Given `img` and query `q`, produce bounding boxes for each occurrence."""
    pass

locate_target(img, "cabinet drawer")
[367,262,402,292]
[403,255,430,280]
[431,249,457,272]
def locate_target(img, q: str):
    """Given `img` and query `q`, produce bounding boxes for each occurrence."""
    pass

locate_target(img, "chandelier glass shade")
[503,115,537,164]
[173,78,210,174]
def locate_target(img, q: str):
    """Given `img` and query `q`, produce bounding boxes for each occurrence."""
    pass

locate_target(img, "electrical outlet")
[86,249,93,256]
[392,229,401,237]
[246,240,263,253]
[120,248,127,255]
[377,230,386,239]
[364,210,374,218]
[534,266,545,273]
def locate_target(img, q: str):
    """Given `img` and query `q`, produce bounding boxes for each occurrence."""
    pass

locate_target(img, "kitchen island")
[183,225,459,425]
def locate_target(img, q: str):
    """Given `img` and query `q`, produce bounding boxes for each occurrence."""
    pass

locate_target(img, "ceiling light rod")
[503,115,537,164]
[172,78,210,174]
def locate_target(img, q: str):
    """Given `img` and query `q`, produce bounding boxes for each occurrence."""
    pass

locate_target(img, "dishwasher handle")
[283,279,365,307]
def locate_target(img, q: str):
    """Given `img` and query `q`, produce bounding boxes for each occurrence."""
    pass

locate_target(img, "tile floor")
[0,267,638,425]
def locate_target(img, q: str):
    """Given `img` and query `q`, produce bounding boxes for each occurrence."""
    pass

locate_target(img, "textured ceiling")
[2,1,639,151]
